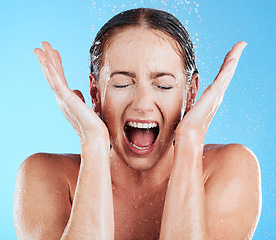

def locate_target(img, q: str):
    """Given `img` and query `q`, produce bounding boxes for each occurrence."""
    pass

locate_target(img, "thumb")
[73,90,85,103]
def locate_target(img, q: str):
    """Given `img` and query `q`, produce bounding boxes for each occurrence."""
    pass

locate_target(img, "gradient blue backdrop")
[1,0,275,239]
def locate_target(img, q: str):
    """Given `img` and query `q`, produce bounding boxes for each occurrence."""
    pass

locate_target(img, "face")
[90,27,196,170]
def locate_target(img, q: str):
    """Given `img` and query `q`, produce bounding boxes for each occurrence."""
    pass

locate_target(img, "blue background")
[1,0,275,238]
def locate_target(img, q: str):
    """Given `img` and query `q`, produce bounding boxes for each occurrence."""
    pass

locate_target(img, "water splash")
[90,0,201,42]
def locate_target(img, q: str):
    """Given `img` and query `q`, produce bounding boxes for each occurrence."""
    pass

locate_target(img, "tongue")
[129,128,155,147]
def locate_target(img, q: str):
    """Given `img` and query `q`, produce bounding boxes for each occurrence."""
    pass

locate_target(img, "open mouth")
[124,121,159,151]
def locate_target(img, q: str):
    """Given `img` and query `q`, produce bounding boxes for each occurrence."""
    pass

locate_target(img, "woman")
[13,8,261,239]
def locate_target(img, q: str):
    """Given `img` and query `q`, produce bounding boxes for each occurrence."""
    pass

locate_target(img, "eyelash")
[113,84,129,88]
[113,84,173,90]
[157,85,172,90]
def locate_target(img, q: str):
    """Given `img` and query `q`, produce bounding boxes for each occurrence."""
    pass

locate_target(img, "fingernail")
[242,41,247,50]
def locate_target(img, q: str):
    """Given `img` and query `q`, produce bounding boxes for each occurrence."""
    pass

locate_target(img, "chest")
[113,189,166,240]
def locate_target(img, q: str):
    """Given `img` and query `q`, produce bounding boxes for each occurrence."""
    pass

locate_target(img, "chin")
[124,157,159,171]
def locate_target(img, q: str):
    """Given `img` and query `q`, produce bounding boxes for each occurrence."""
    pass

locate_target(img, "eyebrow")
[110,71,136,78]
[152,72,176,79]
[109,71,176,79]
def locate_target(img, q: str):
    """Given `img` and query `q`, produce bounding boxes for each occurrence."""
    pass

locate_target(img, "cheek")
[158,88,186,125]
[100,88,130,124]
[156,95,181,133]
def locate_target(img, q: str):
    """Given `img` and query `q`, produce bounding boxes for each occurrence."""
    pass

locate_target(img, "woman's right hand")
[32,42,114,239]
[33,42,109,145]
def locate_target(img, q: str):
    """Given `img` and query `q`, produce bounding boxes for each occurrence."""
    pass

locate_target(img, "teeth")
[127,121,157,129]
[130,142,152,150]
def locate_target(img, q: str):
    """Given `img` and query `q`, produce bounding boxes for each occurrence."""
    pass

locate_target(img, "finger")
[202,58,237,131]
[33,47,52,71]
[41,42,66,79]
[52,50,63,70]
[44,60,70,99]
[34,45,68,88]
[213,42,246,98]
[214,57,237,95]
[73,90,86,103]
[213,41,247,95]
[219,41,247,73]
[187,58,236,124]
[42,43,67,86]
[33,48,53,83]
[221,41,246,70]
[52,49,66,85]
[178,42,247,140]
[33,48,47,63]
[41,42,57,67]
[36,42,60,71]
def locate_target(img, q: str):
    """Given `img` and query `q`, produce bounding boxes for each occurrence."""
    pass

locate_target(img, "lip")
[123,119,159,156]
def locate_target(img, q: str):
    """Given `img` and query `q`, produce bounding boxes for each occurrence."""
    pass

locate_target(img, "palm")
[175,41,247,144]
[33,42,109,143]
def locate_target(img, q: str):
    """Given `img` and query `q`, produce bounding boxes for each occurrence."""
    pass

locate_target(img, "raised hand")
[33,42,109,144]
[160,42,249,240]
[175,41,247,145]
[32,42,114,239]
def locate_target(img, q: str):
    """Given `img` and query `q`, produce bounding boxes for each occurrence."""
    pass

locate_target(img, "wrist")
[80,135,110,151]
[175,126,205,145]
[80,138,110,167]
[175,135,204,154]
[173,137,204,172]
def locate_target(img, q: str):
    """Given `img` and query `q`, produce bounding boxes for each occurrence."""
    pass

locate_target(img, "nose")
[131,84,154,113]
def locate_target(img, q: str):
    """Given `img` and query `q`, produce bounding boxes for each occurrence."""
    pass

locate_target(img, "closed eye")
[157,85,173,90]
[113,84,130,88]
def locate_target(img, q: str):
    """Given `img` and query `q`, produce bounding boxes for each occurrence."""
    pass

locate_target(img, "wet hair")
[90,8,198,82]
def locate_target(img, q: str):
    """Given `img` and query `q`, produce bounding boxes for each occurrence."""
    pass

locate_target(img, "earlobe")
[89,73,101,113]
[185,73,199,113]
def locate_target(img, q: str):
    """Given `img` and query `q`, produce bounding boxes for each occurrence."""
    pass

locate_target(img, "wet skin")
[95,28,188,172]
[13,28,261,239]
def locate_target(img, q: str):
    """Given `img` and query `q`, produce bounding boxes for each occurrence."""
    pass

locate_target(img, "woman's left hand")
[160,42,250,240]
[175,41,247,147]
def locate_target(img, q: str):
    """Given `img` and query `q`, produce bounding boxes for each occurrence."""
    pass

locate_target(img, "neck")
[110,146,174,193]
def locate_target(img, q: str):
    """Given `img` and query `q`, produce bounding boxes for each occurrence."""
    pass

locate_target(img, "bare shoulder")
[202,144,262,239]
[18,152,80,181]
[16,153,81,199]
[203,143,261,181]
[14,153,81,239]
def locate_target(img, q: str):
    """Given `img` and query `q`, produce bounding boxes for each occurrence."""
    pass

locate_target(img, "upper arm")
[204,144,262,240]
[13,153,73,240]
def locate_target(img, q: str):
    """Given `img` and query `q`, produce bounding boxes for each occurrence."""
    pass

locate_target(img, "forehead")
[102,27,184,73]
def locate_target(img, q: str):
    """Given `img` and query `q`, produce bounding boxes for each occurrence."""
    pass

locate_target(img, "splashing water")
[89,0,203,82]
[89,0,201,46]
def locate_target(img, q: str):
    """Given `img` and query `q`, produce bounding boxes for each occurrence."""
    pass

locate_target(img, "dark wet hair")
[90,8,198,82]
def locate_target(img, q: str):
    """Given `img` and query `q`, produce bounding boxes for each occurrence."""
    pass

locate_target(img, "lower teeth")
[130,142,152,150]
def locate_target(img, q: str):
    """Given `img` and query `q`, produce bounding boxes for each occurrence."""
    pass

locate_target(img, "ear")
[185,73,199,113]
[89,73,101,113]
